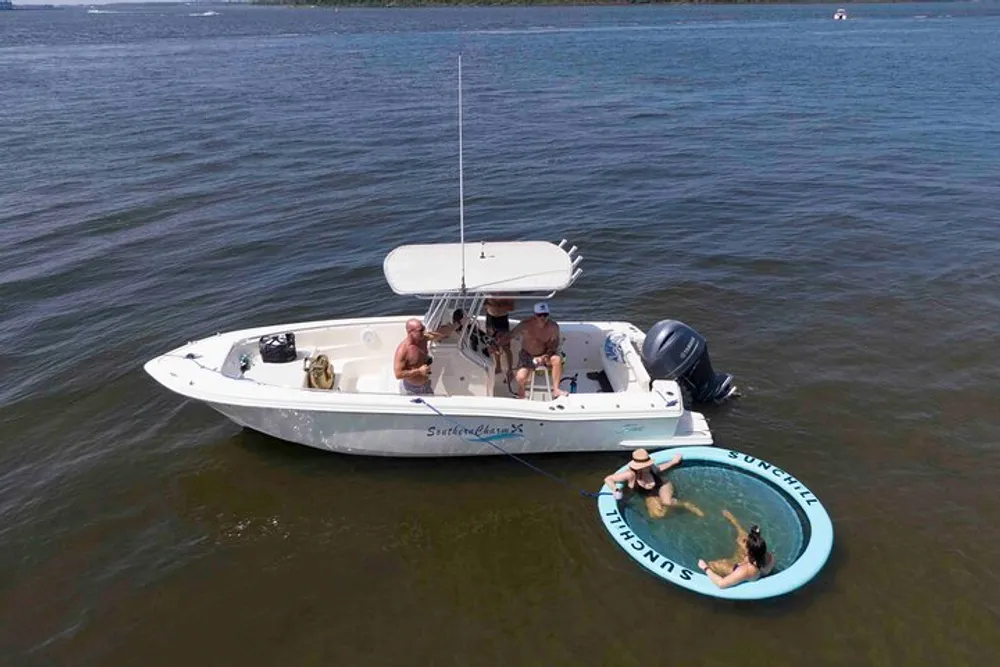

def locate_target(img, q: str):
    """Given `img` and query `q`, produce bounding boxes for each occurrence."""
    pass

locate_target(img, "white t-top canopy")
[383,241,580,296]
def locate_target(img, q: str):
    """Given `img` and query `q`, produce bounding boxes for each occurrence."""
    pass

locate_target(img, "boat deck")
[242,353,614,400]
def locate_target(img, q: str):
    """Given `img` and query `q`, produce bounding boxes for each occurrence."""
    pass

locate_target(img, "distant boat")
[833,8,848,20]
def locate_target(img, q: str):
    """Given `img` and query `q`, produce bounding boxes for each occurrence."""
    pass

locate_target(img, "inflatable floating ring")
[597,446,833,600]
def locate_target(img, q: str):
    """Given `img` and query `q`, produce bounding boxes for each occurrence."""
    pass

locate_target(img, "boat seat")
[338,357,399,394]
[528,366,553,401]
[601,332,651,393]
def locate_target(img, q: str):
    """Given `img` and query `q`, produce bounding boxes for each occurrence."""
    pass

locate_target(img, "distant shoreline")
[3,1,924,9]
[249,1,904,7]
[3,0,929,9]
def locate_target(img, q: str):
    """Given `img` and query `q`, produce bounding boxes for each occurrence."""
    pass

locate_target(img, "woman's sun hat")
[628,448,655,471]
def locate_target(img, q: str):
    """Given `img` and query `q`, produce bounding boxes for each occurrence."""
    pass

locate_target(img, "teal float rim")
[597,446,834,600]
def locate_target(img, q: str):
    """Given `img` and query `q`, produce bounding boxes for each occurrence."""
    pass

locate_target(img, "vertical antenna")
[458,55,466,293]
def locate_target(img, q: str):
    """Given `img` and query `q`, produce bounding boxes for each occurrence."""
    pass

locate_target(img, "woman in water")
[603,449,704,519]
[698,510,774,588]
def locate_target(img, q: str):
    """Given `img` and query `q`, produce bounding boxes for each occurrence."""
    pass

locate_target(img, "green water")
[622,464,806,572]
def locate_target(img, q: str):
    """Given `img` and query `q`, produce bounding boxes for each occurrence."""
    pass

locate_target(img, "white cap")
[533,302,550,315]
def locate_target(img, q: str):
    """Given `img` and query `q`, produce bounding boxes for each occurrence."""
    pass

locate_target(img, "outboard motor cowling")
[641,320,735,405]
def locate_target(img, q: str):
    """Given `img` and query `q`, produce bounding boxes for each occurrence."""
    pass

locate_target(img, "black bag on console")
[259,332,297,363]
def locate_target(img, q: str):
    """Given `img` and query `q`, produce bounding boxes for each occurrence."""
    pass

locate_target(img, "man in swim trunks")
[500,302,567,399]
[394,318,433,395]
[484,297,515,379]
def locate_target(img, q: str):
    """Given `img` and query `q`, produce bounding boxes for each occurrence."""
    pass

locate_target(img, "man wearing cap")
[500,301,567,399]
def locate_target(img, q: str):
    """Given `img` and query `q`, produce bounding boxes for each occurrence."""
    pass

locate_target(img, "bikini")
[732,559,768,576]
[634,468,664,497]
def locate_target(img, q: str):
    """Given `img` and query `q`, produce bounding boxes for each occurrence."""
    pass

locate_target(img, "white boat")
[144,239,735,457]
[833,8,848,20]
[143,58,736,457]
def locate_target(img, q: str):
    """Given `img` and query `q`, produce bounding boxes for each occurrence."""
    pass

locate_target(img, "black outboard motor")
[641,320,735,405]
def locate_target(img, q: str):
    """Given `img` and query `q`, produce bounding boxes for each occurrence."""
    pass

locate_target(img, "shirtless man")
[500,302,567,399]
[394,318,433,395]
[484,297,515,379]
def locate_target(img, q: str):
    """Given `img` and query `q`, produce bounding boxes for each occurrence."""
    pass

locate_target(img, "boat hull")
[208,401,712,457]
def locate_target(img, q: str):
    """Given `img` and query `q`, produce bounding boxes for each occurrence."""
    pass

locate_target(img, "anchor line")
[410,397,612,500]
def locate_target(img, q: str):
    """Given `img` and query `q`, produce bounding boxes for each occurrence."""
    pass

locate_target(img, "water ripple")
[2,3,1000,664]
